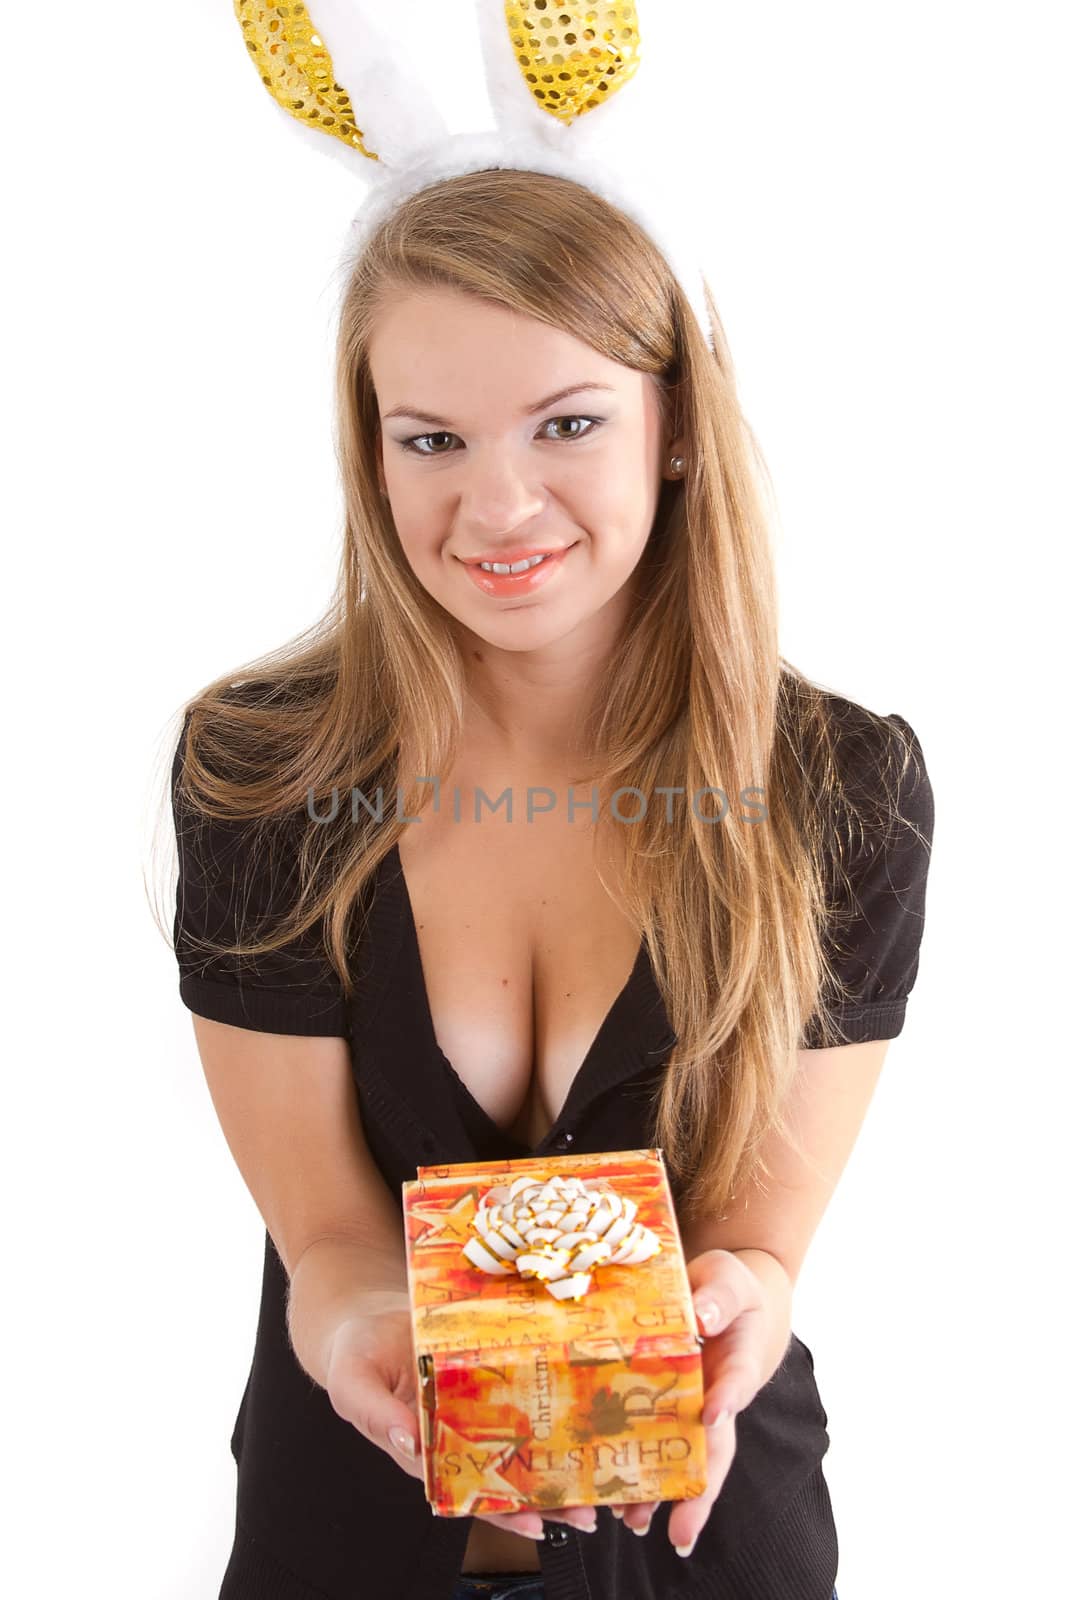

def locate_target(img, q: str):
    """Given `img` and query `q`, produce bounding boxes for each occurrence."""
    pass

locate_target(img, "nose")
[459,447,546,534]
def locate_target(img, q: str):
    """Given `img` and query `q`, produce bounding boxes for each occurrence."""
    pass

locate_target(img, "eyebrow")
[381,382,616,429]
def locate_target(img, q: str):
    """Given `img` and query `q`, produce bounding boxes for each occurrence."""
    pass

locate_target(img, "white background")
[4,2,1063,1595]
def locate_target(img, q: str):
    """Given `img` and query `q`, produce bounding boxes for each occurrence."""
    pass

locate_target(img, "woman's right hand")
[324,1290,599,1541]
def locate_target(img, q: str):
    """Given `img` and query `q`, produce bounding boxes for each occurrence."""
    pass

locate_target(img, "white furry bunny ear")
[232,0,449,181]
[233,0,715,350]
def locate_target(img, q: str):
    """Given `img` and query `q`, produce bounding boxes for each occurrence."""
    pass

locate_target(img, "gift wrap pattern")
[402,1148,708,1517]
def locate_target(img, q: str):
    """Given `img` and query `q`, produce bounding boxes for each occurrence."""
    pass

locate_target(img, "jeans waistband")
[451,1572,545,1599]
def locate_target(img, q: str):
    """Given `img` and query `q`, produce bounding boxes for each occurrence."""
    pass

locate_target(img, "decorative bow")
[462,1171,661,1300]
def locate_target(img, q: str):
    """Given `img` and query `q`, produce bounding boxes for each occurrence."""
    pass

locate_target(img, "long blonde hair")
[164,168,923,1228]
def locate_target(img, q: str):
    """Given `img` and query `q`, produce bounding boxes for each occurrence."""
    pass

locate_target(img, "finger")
[379,1420,422,1478]
[477,1512,545,1541]
[666,1410,738,1557]
[477,1505,600,1539]
[611,1499,660,1534]
[698,1309,765,1425]
[665,1305,766,1556]
[546,1506,599,1533]
[328,1352,424,1479]
[687,1248,763,1337]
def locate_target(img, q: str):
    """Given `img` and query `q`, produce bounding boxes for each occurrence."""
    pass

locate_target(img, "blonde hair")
[164,168,923,1228]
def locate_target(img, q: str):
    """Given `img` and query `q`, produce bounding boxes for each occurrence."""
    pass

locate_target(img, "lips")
[460,542,576,597]
[460,548,570,568]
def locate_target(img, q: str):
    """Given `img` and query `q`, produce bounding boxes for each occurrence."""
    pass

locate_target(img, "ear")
[663,435,688,481]
[659,376,684,477]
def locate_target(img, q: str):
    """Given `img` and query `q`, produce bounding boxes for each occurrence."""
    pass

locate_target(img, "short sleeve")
[801,712,935,1049]
[171,710,351,1038]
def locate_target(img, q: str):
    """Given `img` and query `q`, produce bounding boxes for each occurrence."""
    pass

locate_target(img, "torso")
[396,745,642,1569]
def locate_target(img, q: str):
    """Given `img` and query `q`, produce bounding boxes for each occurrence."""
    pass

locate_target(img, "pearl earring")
[670,455,686,475]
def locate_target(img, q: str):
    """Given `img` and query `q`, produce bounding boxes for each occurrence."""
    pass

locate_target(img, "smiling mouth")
[460,545,575,574]
[458,542,578,594]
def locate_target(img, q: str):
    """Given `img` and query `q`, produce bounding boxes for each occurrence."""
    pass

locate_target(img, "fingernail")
[694,1297,719,1334]
[673,1537,696,1558]
[388,1426,415,1458]
[575,1515,597,1532]
[512,1525,544,1540]
[610,1507,624,1520]
[631,1519,651,1536]
[707,1406,732,1429]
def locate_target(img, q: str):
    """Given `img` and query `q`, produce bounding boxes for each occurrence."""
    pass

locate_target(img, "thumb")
[686,1247,730,1332]
[385,1417,422,1468]
[329,1349,423,1473]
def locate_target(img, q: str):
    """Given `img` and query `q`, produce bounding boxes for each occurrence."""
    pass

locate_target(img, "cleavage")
[395,813,642,1149]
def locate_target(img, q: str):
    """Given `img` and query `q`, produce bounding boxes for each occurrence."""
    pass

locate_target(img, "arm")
[681,1037,890,1388]
[682,1035,891,1288]
[190,1014,408,1386]
[643,1037,892,1556]
[189,1014,597,1540]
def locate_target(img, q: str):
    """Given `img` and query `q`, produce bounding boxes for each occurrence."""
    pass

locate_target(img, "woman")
[170,166,931,1600]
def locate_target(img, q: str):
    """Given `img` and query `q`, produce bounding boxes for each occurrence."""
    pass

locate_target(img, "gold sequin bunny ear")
[474,0,674,167]
[476,1,643,134]
[233,1,449,180]
[467,0,713,346]
[232,0,715,350]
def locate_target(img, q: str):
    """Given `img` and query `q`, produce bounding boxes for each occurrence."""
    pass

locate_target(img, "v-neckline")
[386,839,651,1157]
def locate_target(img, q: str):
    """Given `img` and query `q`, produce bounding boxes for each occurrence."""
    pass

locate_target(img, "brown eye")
[543,416,601,442]
[401,431,457,456]
[400,416,602,457]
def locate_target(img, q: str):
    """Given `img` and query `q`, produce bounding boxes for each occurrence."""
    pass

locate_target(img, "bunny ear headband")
[232,0,714,351]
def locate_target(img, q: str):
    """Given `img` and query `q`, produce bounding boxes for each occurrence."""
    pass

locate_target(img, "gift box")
[401,1147,708,1518]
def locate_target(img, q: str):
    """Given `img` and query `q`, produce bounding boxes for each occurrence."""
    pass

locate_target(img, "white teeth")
[479,553,547,574]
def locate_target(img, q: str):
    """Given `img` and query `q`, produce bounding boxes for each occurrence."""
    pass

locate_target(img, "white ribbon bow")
[462,1171,661,1301]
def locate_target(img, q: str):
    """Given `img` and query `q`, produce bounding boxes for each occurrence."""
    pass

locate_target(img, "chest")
[395,792,643,1151]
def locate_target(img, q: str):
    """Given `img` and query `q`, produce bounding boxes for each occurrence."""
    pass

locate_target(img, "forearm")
[728,1247,794,1387]
[287,1235,408,1388]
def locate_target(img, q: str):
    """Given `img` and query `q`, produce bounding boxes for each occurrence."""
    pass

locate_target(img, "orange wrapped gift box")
[401,1147,708,1518]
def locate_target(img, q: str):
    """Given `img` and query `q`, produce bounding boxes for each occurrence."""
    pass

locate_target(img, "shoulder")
[172,672,336,828]
[819,690,934,858]
[824,689,929,778]
[794,689,935,1047]
[173,675,292,777]
[170,678,321,923]
[780,677,934,845]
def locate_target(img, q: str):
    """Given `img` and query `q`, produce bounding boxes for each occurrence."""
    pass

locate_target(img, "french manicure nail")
[695,1299,720,1334]
[674,1537,696,1558]
[631,1520,651,1536]
[387,1427,415,1457]
[708,1406,732,1429]
[611,1507,624,1519]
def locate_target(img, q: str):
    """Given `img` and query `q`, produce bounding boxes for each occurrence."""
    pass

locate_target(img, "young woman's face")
[369,287,674,653]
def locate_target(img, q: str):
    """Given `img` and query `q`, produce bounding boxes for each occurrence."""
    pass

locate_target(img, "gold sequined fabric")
[503,1,642,124]
[233,1,379,160]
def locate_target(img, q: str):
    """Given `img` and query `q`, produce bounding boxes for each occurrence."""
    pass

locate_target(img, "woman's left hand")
[612,1247,792,1558]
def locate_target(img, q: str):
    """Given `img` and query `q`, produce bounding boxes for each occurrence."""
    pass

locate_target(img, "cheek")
[577,469,658,558]
[581,433,660,524]
[388,486,443,565]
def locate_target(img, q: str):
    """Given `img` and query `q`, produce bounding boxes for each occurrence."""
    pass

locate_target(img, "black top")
[170,699,935,1600]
